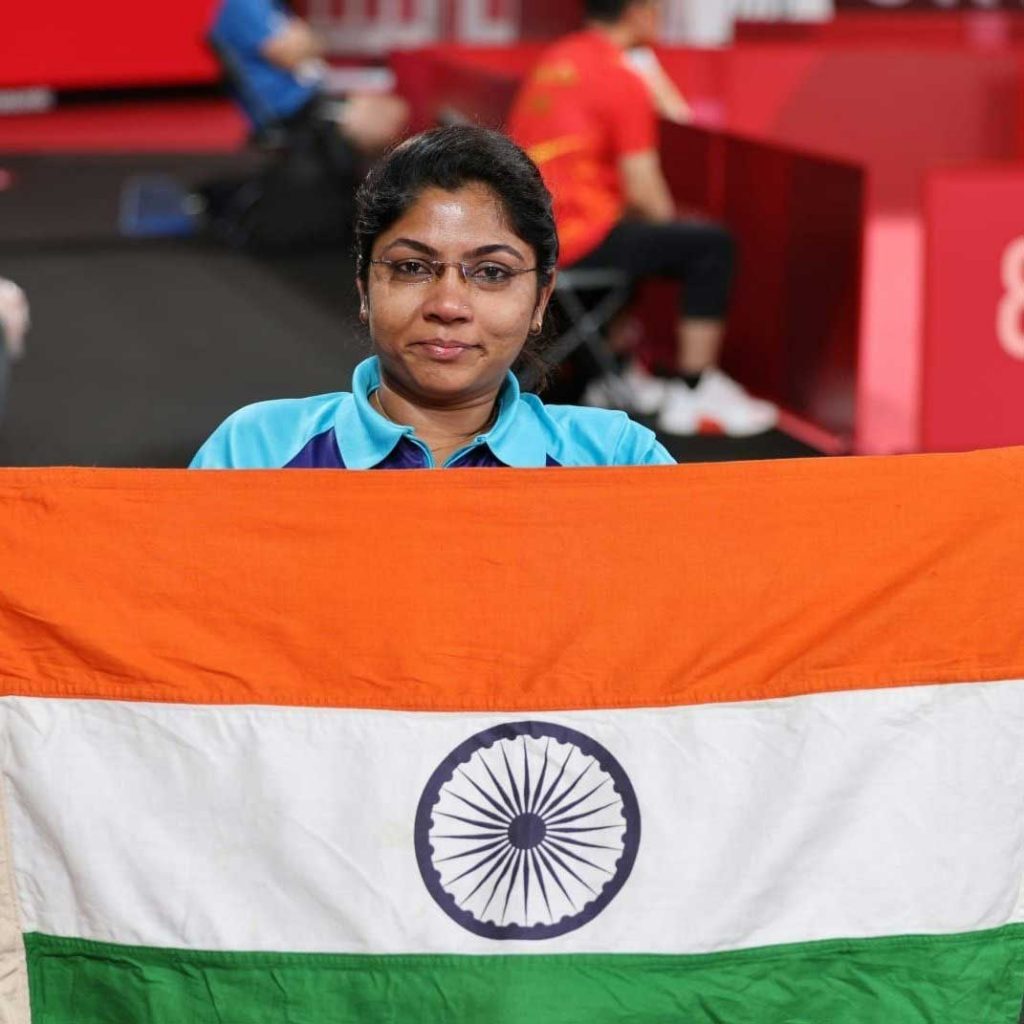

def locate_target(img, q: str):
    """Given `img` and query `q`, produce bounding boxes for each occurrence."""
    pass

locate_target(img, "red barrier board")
[723,46,1023,212]
[737,10,1024,45]
[653,125,863,447]
[1,0,217,90]
[837,1,1020,11]
[921,167,1024,451]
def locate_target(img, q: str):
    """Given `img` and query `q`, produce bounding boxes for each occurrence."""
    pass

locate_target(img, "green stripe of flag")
[25,927,1024,1023]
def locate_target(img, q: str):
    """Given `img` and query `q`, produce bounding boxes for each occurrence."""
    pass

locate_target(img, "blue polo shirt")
[191,358,674,469]
[209,0,318,128]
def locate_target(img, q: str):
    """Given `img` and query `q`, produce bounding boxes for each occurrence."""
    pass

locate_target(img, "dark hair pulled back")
[583,0,641,22]
[354,124,560,385]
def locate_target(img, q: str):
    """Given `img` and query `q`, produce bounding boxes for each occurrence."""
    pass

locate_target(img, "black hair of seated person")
[584,0,646,22]
[354,124,559,387]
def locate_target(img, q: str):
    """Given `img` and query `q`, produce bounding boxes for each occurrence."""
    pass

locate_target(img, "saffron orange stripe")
[0,450,1022,710]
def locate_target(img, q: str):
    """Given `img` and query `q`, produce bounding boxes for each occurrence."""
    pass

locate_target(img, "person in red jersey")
[509,0,777,437]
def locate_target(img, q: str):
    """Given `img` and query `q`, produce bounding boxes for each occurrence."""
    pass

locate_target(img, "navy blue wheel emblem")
[415,721,640,940]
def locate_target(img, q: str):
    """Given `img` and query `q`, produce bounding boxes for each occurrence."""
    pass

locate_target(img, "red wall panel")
[518,0,580,40]
[643,125,863,444]
[737,11,1024,46]
[1,0,219,90]
[723,47,1022,212]
[921,167,1024,452]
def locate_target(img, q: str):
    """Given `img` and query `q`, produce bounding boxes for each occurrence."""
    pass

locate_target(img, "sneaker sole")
[657,415,778,437]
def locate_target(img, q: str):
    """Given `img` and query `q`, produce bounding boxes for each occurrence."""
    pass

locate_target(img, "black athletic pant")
[203,96,359,252]
[570,218,735,320]
[280,95,359,183]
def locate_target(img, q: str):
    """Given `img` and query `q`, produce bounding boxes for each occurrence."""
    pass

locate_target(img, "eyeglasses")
[369,258,538,292]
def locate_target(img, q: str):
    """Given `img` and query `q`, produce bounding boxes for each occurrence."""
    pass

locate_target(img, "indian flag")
[1,451,1023,1023]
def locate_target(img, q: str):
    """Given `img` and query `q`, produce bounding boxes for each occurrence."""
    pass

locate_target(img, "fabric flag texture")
[0,451,1023,1023]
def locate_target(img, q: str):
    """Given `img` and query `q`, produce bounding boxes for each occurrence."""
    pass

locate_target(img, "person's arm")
[606,65,675,223]
[190,397,338,468]
[619,151,675,223]
[626,47,692,125]
[260,16,323,71]
[0,278,29,360]
[612,416,676,466]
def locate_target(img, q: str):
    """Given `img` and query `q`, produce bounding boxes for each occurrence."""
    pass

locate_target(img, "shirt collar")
[334,357,550,469]
[483,372,550,468]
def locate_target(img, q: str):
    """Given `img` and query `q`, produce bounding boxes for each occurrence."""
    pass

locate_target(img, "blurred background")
[1,0,1021,467]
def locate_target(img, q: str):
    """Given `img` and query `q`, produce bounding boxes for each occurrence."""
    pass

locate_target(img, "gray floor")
[0,239,361,467]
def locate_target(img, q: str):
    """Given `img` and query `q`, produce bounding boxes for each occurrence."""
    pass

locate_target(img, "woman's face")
[359,183,554,407]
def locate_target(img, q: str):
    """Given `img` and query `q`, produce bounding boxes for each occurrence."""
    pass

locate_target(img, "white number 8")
[997,237,1024,361]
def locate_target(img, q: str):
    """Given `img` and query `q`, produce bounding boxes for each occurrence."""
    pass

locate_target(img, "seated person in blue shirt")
[191,126,674,469]
[209,0,406,159]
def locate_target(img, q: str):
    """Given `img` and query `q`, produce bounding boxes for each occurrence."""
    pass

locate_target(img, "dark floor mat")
[0,151,265,246]
[0,153,817,467]
[655,427,815,463]
[0,238,363,467]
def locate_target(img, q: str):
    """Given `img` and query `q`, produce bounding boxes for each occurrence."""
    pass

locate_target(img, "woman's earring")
[530,320,543,336]
[359,304,368,324]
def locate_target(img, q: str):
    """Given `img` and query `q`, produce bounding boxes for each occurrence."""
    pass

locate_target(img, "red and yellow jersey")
[508,31,658,266]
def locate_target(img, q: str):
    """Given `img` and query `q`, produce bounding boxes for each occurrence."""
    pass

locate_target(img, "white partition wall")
[306,0,518,52]
[677,0,833,45]
[455,0,519,43]
[306,0,442,53]
[306,0,834,54]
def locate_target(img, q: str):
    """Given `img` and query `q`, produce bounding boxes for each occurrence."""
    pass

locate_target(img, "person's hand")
[337,94,409,155]
[261,17,324,71]
[0,278,29,360]
[659,95,693,126]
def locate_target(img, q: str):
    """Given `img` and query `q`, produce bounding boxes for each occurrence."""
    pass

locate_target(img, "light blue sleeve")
[611,418,676,466]
[190,396,338,468]
[536,404,676,467]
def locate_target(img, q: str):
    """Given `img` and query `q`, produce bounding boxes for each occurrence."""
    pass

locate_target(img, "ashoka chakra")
[414,720,640,940]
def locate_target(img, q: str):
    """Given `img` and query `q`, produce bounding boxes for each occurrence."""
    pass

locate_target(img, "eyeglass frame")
[368,258,540,288]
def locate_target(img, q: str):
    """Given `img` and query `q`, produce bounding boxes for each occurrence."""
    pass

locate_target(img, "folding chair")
[526,267,635,407]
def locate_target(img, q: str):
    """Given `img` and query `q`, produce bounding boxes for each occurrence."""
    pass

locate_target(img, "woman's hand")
[0,278,29,360]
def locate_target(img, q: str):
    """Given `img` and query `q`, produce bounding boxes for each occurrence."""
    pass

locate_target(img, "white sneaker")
[623,361,667,415]
[656,368,778,437]
[581,361,667,415]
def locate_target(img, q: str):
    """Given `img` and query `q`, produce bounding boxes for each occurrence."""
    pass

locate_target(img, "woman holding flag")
[191,125,673,469]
